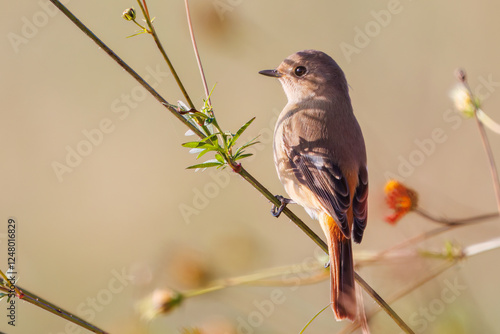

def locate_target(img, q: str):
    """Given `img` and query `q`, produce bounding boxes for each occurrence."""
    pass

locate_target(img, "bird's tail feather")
[320,213,357,321]
[330,233,356,321]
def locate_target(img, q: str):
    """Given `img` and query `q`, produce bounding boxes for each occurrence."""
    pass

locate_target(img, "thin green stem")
[16,285,108,333]
[136,0,195,109]
[2,268,105,332]
[0,270,14,290]
[299,304,331,334]
[131,19,146,30]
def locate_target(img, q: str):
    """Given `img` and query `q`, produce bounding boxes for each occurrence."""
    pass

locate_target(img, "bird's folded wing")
[290,153,351,238]
[352,165,368,243]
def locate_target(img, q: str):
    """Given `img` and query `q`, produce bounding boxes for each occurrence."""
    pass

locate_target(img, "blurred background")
[2,1,500,333]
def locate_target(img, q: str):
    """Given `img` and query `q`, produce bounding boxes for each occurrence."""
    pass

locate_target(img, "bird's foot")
[324,260,330,269]
[271,195,295,218]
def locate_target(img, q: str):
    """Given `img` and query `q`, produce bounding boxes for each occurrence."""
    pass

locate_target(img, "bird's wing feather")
[290,152,351,237]
[352,165,368,243]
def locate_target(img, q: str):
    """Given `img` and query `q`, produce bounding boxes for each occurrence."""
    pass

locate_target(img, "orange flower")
[384,180,418,224]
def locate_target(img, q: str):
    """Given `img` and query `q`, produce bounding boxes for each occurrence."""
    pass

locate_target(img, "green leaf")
[221,132,228,150]
[188,111,211,120]
[186,161,222,170]
[228,117,256,149]
[215,153,225,163]
[196,149,211,159]
[234,136,260,156]
[182,141,201,148]
[183,132,220,147]
[201,132,221,145]
[234,153,253,161]
[182,141,217,150]
[203,84,217,108]
[126,30,147,38]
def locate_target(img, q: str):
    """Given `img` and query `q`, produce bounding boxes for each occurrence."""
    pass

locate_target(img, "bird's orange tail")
[320,213,357,321]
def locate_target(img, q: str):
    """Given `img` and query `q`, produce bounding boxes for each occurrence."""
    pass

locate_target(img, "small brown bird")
[259,50,368,321]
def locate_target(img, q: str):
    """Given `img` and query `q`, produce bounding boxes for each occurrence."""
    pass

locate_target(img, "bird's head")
[259,50,349,104]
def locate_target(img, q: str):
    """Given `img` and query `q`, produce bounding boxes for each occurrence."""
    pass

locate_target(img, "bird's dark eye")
[294,66,307,77]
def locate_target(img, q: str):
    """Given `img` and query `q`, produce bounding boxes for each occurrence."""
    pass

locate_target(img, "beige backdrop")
[2,1,500,333]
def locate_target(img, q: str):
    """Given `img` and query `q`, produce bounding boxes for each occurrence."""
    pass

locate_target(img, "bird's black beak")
[259,69,282,78]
